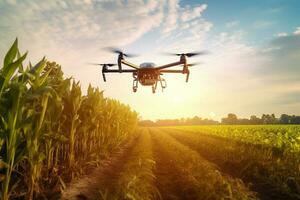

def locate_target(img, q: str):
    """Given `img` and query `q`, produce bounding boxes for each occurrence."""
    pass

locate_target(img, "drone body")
[94,49,205,93]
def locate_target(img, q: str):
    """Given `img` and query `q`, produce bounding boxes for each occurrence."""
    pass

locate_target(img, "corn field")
[0,39,138,200]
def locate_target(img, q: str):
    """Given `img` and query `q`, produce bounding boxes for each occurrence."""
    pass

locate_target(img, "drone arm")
[160,69,190,82]
[159,69,184,73]
[103,69,137,73]
[156,61,184,70]
[102,69,137,82]
[121,60,140,70]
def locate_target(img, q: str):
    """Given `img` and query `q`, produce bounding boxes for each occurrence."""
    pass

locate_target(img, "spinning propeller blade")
[88,63,117,67]
[163,51,209,57]
[187,62,202,67]
[105,47,137,57]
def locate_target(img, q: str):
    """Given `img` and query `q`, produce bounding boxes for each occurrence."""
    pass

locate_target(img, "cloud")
[181,4,207,22]
[0,0,165,48]
[276,32,288,37]
[161,2,210,39]
[158,3,212,52]
[294,27,300,35]
[0,0,166,79]
[162,0,179,34]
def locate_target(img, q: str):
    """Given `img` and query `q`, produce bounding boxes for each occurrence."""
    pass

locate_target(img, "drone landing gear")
[152,84,156,93]
[159,77,167,90]
[152,76,167,93]
[133,75,138,92]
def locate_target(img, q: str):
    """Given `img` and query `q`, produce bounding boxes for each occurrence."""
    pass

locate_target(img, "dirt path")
[61,128,259,200]
[150,131,200,200]
[61,138,137,200]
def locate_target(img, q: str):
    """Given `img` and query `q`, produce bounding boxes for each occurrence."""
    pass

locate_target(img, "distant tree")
[238,118,250,125]
[140,113,300,126]
[191,116,201,125]
[280,114,292,124]
[250,115,262,124]
[291,115,300,124]
[261,114,277,124]
[222,113,238,124]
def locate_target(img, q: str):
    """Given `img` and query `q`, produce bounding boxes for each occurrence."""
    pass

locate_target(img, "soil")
[61,139,137,200]
[60,127,292,200]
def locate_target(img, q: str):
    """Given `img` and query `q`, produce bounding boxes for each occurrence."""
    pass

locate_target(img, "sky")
[0,0,300,120]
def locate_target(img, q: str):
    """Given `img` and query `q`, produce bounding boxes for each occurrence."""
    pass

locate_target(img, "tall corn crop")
[0,40,138,199]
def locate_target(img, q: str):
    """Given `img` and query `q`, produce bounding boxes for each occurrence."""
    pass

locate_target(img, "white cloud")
[161,1,210,39]
[162,0,179,34]
[0,0,165,48]
[294,27,300,35]
[181,4,207,22]
[159,2,212,52]
[0,0,166,81]
[276,32,288,37]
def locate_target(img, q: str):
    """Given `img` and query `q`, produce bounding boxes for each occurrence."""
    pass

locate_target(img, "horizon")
[140,112,299,122]
[1,0,300,120]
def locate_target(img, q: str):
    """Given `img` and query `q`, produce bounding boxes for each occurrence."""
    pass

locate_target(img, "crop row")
[164,127,300,199]
[169,125,300,153]
[150,128,257,200]
[99,128,160,200]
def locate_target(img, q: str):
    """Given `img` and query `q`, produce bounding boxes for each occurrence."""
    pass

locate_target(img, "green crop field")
[62,125,300,200]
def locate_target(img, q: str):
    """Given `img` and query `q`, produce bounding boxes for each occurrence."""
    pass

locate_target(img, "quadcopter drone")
[91,48,207,93]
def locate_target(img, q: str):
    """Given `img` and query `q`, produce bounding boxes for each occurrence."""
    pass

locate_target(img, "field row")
[63,127,260,200]
[169,125,300,153]
[63,126,300,199]
[163,126,300,199]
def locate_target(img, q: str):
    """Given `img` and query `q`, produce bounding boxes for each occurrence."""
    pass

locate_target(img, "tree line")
[139,113,300,126]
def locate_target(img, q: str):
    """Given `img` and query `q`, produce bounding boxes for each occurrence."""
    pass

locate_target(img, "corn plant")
[0,39,28,200]
[0,39,138,199]
[23,58,54,200]
[61,80,82,178]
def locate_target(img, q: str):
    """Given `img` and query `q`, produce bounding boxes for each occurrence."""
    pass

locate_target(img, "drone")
[91,48,207,93]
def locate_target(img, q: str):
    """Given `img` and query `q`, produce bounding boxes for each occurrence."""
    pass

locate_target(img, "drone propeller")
[186,62,202,67]
[164,51,209,57]
[88,63,117,82]
[88,63,117,67]
[105,47,137,58]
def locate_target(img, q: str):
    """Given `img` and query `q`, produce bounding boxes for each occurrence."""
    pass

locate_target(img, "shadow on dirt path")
[61,138,138,200]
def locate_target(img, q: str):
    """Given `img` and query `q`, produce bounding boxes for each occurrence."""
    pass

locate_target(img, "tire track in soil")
[164,128,292,200]
[150,131,199,200]
[61,137,138,200]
